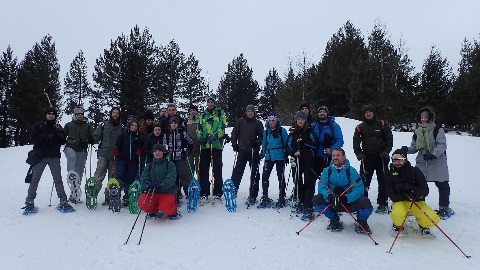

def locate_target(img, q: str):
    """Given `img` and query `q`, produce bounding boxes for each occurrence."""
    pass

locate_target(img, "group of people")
[24,98,453,236]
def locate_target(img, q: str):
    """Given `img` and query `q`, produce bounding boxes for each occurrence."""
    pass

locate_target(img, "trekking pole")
[296,204,333,235]
[138,187,157,245]
[404,194,471,258]
[48,181,54,207]
[387,198,416,254]
[124,188,153,245]
[210,143,214,200]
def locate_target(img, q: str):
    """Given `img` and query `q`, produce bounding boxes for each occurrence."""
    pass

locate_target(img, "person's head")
[245,104,255,119]
[153,123,161,136]
[294,111,307,127]
[74,106,85,121]
[128,119,139,132]
[144,108,155,125]
[166,103,177,117]
[207,96,215,110]
[268,112,277,129]
[188,104,198,116]
[44,107,57,122]
[362,104,375,120]
[317,105,329,121]
[110,107,121,122]
[152,143,166,159]
[331,148,346,166]
[391,149,408,169]
[169,115,179,130]
[159,107,167,118]
[416,107,435,125]
[299,104,310,116]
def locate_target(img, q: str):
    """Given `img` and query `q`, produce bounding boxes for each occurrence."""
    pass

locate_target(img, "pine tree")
[64,50,91,115]
[157,40,184,104]
[0,46,17,148]
[258,68,282,119]
[177,53,207,111]
[10,35,62,146]
[276,66,300,123]
[217,53,260,126]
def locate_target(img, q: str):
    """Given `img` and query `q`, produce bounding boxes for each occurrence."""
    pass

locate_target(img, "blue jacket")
[261,119,288,161]
[312,116,344,158]
[318,159,363,203]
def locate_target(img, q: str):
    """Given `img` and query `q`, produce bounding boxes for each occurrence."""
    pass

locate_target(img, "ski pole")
[388,198,416,254]
[124,188,153,245]
[210,143,214,200]
[138,187,157,245]
[404,194,471,258]
[296,204,332,235]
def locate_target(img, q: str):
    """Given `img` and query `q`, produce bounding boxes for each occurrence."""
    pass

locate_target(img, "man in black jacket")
[23,107,74,214]
[385,149,440,236]
[230,105,264,205]
[353,104,393,213]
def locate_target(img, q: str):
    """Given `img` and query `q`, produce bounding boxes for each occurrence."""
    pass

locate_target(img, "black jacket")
[31,121,66,158]
[231,117,264,152]
[115,130,144,162]
[385,161,429,202]
[353,118,393,156]
[285,124,320,159]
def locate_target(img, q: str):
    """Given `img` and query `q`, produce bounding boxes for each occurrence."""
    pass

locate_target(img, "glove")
[333,187,344,196]
[206,133,218,141]
[356,153,366,161]
[327,194,336,205]
[232,144,239,152]
[259,152,264,160]
[198,136,205,144]
[146,181,161,189]
[112,148,119,156]
[423,153,436,161]
[136,149,142,156]
[379,151,389,159]
[289,156,296,167]
[338,195,348,205]
[401,146,409,154]
[251,141,258,148]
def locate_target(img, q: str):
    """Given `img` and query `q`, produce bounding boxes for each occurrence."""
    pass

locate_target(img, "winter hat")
[127,115,136,123]
[144,108,154,120]
[44,107,57,115]
[169,115,180,123]
[74,106,84,115]
[152,143,166,152]
[294,111,307,121]
[207,96,216,103]
[317,105,329,114]
[268,112,277,121]
[245,104,255,112]
[188,103,198,111]
[299,103,310,111]
[392,148,407,160]
[362,104,375,114]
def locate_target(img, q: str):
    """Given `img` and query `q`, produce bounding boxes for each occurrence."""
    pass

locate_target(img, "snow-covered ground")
[1,117,477,269]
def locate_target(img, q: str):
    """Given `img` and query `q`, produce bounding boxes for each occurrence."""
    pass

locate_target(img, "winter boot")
[355,219,372,234]
[245,196,257,206]
[167,210,182,220]
[301,207,314,221]
[258,195,273,208]
[435,207,455,220]
[274,196,287,208]
[419,226,436,238]
[56,201,75,213]
[22,202,38,215]
[374,204,387,214]
[327,218,343,232]
[391,224,408,237]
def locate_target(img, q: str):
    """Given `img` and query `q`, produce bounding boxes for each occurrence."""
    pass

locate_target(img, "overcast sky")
[1,0,479,89]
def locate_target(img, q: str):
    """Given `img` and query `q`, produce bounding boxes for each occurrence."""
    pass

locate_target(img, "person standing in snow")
[138,107,156,174]
[353,104,393,214]
[385,149,439,236]
[230,104,264,206]
[23,107,74,213]
[186,103,201,175]
[402,107,454,219]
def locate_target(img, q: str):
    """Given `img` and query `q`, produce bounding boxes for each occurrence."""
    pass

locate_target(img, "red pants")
[137,193,177,215]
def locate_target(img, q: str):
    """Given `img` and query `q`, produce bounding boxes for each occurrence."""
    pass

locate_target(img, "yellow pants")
[391,201,440,229]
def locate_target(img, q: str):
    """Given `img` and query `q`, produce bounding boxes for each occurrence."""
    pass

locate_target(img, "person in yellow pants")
[385,149,440,236]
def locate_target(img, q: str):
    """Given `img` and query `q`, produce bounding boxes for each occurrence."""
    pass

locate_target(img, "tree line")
[1,21,480,148]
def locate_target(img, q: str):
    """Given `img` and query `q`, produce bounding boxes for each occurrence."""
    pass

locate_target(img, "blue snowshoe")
[187,178,201,213]
[22,203,38,215]
[222,179,237,212]
[56,201,75,213]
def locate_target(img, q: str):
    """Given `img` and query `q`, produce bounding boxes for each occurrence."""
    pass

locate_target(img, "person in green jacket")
[196,96,227,203]
[138,143,180,219]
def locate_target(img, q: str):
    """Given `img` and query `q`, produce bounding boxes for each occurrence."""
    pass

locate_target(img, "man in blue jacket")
[312,148,373,233]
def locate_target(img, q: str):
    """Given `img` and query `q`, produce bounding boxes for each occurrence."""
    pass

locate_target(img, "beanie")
[45,107,57,115]
[74,107,84,115]
[318,105,329,114]
[188,104,198,111]
[299,104,310,111]
[392,149,407,160]
[152,143,166,152]
[362,104,375,114]
[144,109,154,120]
[268,112,277,121]
[245,104,255,112]
[207,96,215,103]
[294,111,307,121]
[169,115,180,123]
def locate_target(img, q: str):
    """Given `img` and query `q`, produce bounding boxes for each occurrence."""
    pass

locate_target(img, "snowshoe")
[355,220,372,234]
[212,195,223,206]
[300,208,314,221]
[327,219,343,232]
[374,204,388,214]
[167,210,182,220]
[128,181,142,214]
[67,171,82,204]
[390,224,409,237]
[85,177,100,210]
[435,207,455,220]
[56,201,75,213]
[419,226,436,238]
[22,203,38,215]
[199,195,210,206]
[147,211,164,220]
[222,179,237,212]
[187,178,201,212]
[106,178,121,212]
[245,197,257,208]
[257,196,274,209]
[272,197,288,209]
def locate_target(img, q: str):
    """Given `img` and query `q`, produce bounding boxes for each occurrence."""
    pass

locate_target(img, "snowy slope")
[0,117,477,270]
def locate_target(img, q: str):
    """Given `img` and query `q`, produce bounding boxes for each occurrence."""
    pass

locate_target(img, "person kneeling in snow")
[312,148,373,233]
[138,143,180,219]
[385,149,440,236]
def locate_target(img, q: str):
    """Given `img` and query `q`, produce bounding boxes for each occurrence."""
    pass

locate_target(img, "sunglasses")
[46,112,56,115]
[75,113,84,115]
[391,158,406,162]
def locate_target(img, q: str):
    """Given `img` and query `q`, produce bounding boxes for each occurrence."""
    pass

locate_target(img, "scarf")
[416,122,436,154]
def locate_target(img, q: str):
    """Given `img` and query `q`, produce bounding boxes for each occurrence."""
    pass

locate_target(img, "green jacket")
[140,157,177,195]
[196,107,226,150]
[65,120,94,152]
